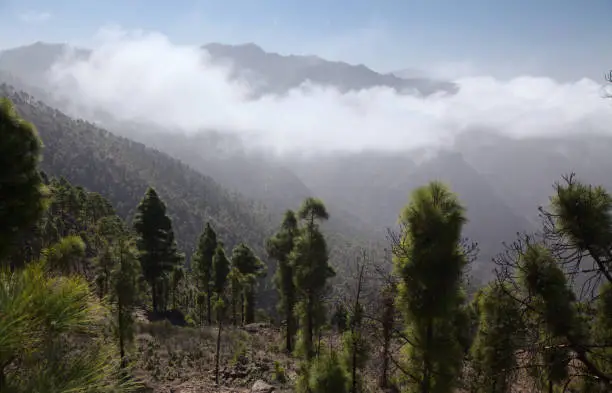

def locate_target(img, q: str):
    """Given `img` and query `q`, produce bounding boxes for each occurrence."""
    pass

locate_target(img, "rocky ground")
[130,314,296,393]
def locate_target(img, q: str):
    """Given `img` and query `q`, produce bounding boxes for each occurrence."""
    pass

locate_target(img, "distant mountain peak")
[202,42,459,96]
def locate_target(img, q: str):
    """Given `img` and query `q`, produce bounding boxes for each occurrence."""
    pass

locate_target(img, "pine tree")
[0,260,135,392]
[41,235,86,275]
[493,175,612,391]
[292,198,335,360]
[170,265,185,310]
[212,241,230,385]
[110,239,141,368]
[519,243,610,389]
[469,284,523,393]
[133,187,181,312]
[266,209,299,352]
[94,216,128,299]
[231,243,265,324]
[228,266,243,325]
[393,181,468,393]
[301,349,349,393]
[0,98,46,264]
[549,175,612,285]
[192,223,217,325]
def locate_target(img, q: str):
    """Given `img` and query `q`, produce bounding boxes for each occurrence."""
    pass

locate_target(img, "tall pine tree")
[0,98,46,265]
[266,209,299,352]
[192,222,217,325]
[133,187,181,312]
[231,243,265,324]
[212,241,230,385]
[110,239,141,368]
[292,198,335,360]
[393,182,468,393]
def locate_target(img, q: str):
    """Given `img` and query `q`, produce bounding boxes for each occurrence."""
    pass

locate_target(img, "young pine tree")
[469,283,523,393]
[231,243,265,324]
[393,182,468,393]
[0,98,46,265]
[133,187,181,312]
[292,198,335,360]
[519,244,611,389]
[110,239,141,368]
[212,242,230,385]
[94,216,128,299]
[300,349,349,393]
[192,223,218,325]
[266,209,299,352]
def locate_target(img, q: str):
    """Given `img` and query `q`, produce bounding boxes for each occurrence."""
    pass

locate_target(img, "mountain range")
[1,41,610,281]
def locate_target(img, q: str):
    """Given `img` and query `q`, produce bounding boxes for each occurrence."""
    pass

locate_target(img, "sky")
[1,0,612,80]
[2,0,612,155]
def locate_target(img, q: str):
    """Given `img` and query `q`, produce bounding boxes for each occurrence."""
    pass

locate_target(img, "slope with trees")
[0,83,272,259]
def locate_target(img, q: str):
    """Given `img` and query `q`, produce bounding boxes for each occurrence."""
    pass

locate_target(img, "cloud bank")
[47,27,612,155]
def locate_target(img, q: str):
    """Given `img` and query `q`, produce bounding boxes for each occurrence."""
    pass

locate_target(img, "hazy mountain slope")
[289,150,534,277]
[0,84,272,258]
[203,42,458,97]
[0,42,88,86]
[398,152,535,275]
[288,151,418,234]
[102,123,379,243]
[455,130,612,225]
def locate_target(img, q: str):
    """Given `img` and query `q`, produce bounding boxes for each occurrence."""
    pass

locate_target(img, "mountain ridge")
[0,41,458,98]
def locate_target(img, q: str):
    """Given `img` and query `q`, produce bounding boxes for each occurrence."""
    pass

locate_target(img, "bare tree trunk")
[118,303,126,368]
[350,256,366,393]
[380,291,394,389]
[245,290,255,324]
[240,293,245,325]
[151,282,157,312]
[285,292,293,353]
[306,294,314,360]
[215,310,223,385]
[232,294,237,326]
[206,288,212,325]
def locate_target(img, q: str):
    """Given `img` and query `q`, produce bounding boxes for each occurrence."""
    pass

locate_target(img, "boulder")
[251,379,274,393]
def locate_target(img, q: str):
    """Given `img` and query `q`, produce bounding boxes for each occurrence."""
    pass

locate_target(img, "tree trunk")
[118,303,126,368]
[172,285,177,310]
[231,293,237,325]
[240,293,245,326]
[245,290,255,324]
[421,320,433,393]
[351,333,357,393]
[152,282,158,312]
[548,378,553,393]
[380,297,393,388]
[285,287,294,353]
[306,295,314,360]
[285,298,293,352]
[207,288,212,325]
[215,310,223,385]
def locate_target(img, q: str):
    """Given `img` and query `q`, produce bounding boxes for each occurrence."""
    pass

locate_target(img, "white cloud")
[18,10,52,23]
[46,27,612,156]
